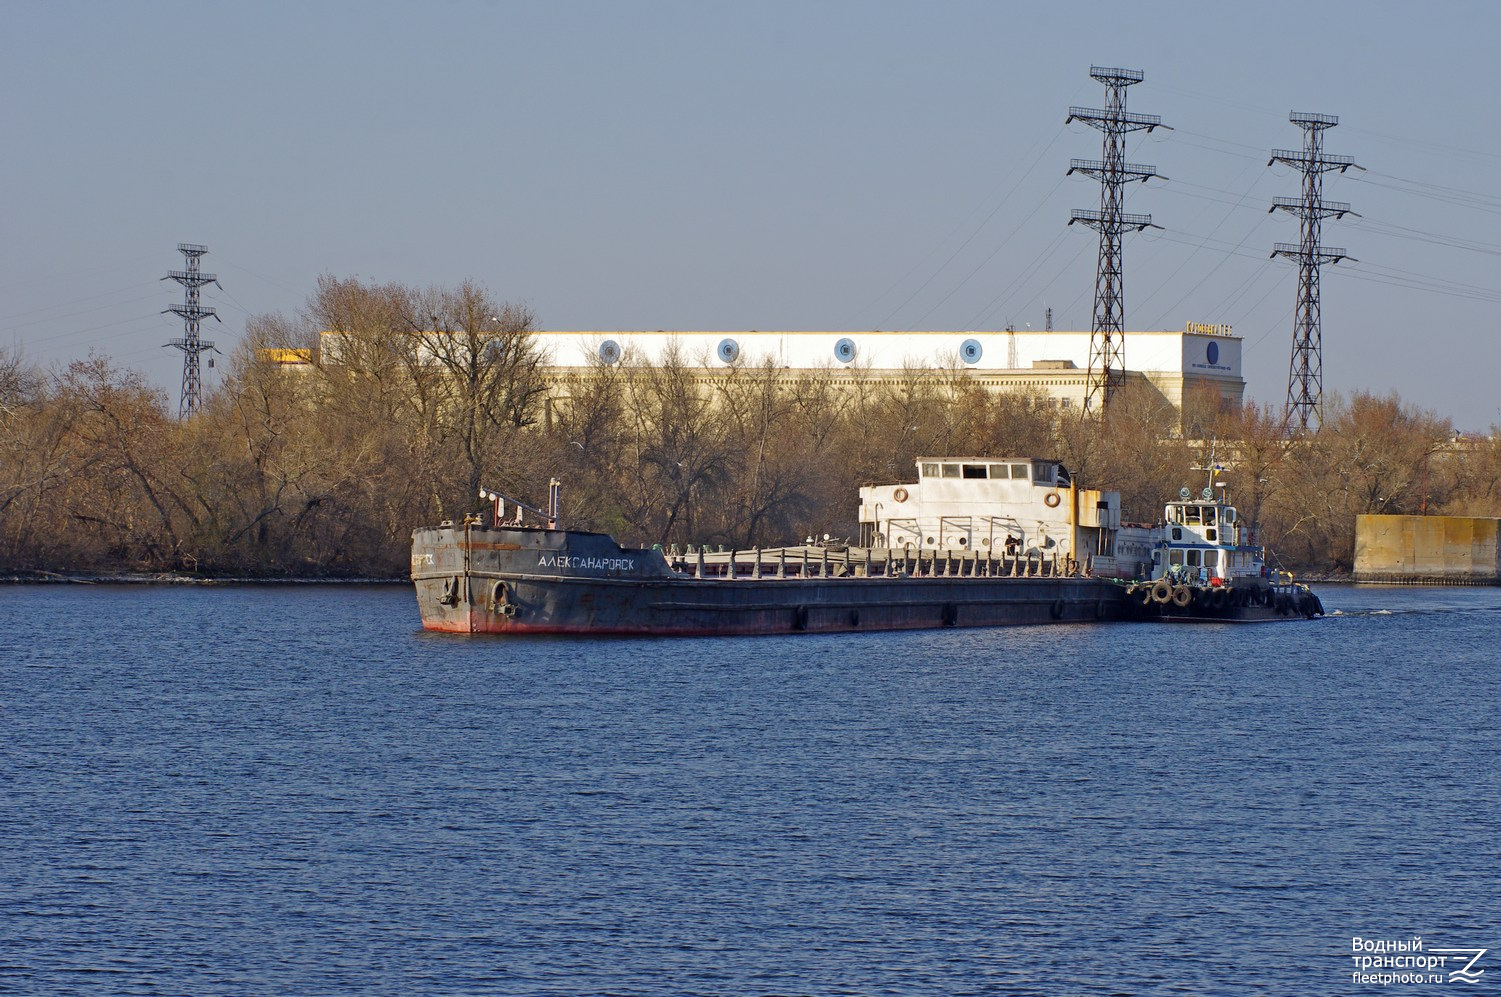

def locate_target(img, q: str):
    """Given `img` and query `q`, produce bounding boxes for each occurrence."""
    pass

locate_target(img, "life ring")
[1044,492,1062,508]
[893,487,909,503]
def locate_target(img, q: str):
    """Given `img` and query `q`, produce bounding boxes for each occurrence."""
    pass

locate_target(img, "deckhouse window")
[941,463,960,478]
[1184,507,1202,525]
[1010,463,1030,481]
[1186,550,1201,567]
[1169,549,1184,566]
[962,464,987,479]
[922,463,939,478]
[988,463,1010,479]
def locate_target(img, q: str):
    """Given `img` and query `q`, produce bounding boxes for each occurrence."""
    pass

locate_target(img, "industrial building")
[532,323,1245,414]
[273,323,1245,423]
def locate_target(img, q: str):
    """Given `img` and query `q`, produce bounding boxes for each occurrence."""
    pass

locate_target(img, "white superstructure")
[857,457,1151,576]
[1150,484,1266,585]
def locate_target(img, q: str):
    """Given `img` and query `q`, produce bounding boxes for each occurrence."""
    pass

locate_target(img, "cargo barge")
[411,457,1322,635]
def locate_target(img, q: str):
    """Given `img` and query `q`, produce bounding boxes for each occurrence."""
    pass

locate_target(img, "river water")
[3,582,1498,995]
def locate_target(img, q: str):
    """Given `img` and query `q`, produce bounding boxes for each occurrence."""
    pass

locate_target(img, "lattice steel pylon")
[1067,66,1168,414]
[1270,112,1359,433]
[162,243,222,418]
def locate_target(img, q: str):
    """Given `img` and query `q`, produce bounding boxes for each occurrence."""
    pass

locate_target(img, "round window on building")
[717,338,740,364]
[598,339,621,365]
[834,337,856,363]
[1207,341,1220,365]
[960,338,983,364]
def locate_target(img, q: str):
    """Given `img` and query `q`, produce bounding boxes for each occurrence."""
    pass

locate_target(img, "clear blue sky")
[4,0,1498,428]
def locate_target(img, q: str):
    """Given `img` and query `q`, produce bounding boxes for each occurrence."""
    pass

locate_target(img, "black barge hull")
[412,525,1128,635]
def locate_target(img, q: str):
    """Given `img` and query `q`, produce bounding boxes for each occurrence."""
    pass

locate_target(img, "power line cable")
[873,128,1070,330]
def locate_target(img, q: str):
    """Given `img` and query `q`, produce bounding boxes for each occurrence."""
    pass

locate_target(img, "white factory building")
[534,323,1244,413]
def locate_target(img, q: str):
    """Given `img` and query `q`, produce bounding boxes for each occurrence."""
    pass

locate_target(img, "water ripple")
[1,583,1498,994]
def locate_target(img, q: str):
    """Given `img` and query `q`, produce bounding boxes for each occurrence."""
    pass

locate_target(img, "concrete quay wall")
[1354,515,1501,585]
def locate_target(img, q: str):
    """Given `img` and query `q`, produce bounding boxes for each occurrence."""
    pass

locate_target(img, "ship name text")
[538,554,637,572]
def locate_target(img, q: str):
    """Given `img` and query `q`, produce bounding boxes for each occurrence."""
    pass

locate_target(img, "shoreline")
[9,569,1494,588]
[1,572,408,585]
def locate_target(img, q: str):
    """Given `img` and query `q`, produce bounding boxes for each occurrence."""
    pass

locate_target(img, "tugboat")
[1120,468,1324,622]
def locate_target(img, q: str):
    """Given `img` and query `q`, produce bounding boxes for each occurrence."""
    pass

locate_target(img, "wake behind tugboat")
[411,458,1323,635]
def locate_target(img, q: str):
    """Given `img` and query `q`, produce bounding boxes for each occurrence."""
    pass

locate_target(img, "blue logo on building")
[1207,341,1220,365]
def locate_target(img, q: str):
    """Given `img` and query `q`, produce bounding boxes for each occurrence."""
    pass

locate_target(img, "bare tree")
[413,281,546,503]
[53,356,190,569]
[0,350,74,570]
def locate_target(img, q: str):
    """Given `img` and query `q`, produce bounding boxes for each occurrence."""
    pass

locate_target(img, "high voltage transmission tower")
[1067,66,1168,415]
[1270,112,1359,433]
[162,243,221,418]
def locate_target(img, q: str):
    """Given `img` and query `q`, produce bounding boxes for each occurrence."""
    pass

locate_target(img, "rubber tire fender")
[1171,585,1193,608]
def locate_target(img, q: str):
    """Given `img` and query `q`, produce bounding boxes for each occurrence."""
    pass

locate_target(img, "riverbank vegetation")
[3,278,1496,578]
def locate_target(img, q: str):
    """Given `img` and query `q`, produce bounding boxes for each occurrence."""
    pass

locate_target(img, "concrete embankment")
[1354,515,1501,585]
